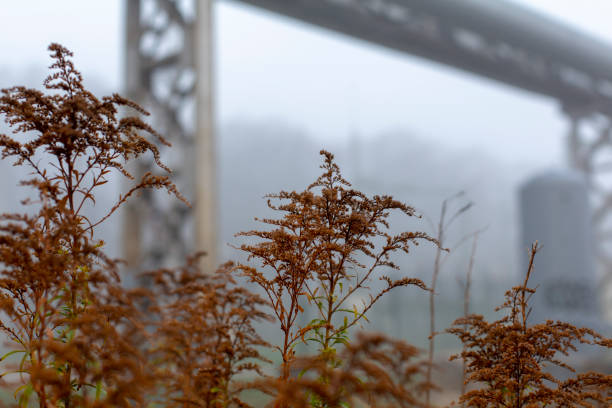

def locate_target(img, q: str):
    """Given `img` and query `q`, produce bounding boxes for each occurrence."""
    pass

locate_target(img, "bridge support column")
[562,105,612,323]
[123,0,217,277]
[195,0,218,274]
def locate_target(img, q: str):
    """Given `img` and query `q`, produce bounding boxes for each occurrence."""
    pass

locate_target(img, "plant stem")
[426,199,446,408]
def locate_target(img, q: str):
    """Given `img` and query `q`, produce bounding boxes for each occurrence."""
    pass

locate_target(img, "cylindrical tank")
[519,169,600,328]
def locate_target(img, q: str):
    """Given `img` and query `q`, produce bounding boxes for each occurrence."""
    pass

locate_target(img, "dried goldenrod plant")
[4,42,612,408]
[0,43,182,407]
[143,255,272,408]
[233,150,439,406]
[261,332,429,408]
[447,242,612,407]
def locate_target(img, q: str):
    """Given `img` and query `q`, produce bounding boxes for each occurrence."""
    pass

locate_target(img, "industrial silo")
[518,169,601,329]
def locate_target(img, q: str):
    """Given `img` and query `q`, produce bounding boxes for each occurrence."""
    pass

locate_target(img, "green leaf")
[0,349,25,362]
[18,350,29,372]
[15,382,33,407]
[332,337,349,346]
[0,369,27,378]
[298,367,310,379]
[13,383,28,400]
[95,379,103,400]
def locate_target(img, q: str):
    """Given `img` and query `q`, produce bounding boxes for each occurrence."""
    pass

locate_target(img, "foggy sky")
[1,0,612,167]
[1,0,612,335]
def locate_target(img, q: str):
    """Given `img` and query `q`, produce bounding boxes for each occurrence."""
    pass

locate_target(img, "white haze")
[1,0,612,338]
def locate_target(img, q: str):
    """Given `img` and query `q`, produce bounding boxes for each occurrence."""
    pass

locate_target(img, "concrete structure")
[519,170,603,330]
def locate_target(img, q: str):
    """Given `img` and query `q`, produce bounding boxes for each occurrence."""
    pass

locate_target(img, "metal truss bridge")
[123,0,612,290]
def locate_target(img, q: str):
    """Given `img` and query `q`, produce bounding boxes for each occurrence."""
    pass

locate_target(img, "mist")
[1,4,611,403]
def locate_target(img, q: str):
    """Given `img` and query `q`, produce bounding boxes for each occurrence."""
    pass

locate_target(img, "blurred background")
[1,0,612,403]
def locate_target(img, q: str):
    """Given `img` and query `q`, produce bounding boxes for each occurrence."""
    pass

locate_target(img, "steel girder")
[122,0,612,304]
[234,0,612,115]
[232,0,612,309]
[123,0,216,276]
[565,107,612,310]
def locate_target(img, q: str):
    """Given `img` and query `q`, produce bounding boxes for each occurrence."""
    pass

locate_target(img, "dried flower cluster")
[143,256,272,408]
[0,43,183,407]
[261,332,431,408]
[234,150,438,383]
[447,242,612,407]
[0,44,610,408]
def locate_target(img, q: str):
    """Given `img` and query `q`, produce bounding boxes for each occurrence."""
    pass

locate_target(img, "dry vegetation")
[0,44,610,407]
[447,243,612,407]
